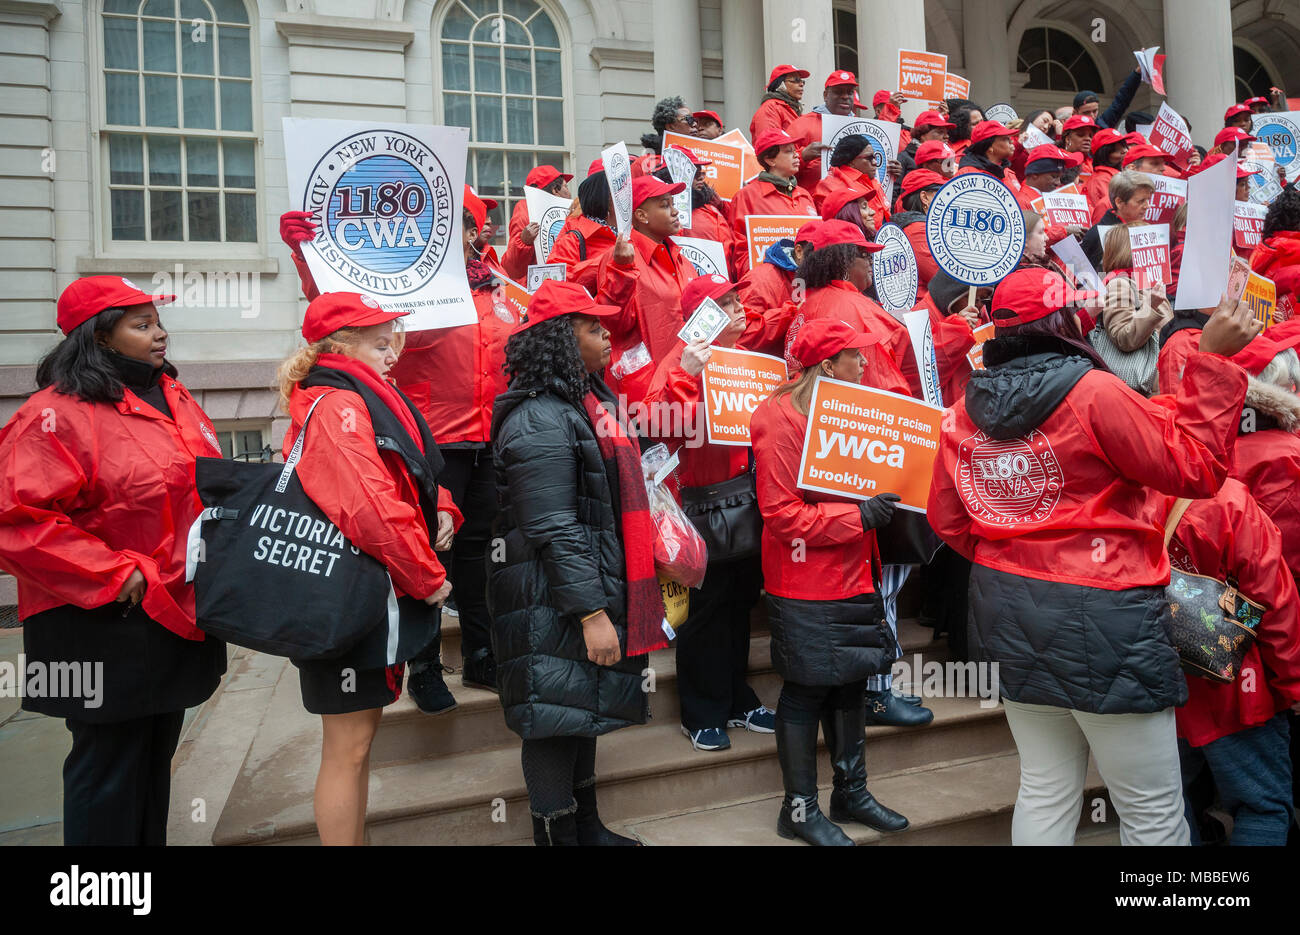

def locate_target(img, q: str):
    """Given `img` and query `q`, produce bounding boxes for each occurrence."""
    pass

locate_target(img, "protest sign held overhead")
[872,224,919,313]
[1134,47,1166,95]
[984,103,1018,125]
[602,140,633,235]
[1251,111,1300,183]
[925,174,1026,285]
[673,235,729,277]
[524,186,573,266]
[796,378,942,511]
[746,215,815,272]
[897,49,947,102]
[702,347,787,446]
[283,118,475,331]
[1148,103,1195,166]
[943,72,970,101]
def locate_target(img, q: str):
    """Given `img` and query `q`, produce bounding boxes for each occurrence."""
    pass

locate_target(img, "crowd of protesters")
[2,48,1299,850]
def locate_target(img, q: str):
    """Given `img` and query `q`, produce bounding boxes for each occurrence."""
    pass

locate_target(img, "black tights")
[777,679,869,725]
[520,736,598,816]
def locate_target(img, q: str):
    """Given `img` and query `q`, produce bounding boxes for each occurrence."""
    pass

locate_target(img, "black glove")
[858,493,901,531]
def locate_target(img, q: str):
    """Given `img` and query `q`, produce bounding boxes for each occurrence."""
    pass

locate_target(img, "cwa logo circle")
[956,429,1062,525]
[307,130,454,295]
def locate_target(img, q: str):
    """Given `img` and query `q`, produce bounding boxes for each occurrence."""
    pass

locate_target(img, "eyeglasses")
[855,151,881,166]
[785,76,806,85]
[678,113,698,127]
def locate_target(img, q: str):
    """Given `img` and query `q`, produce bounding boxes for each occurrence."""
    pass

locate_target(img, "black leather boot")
[825,705,909,832]
[775,714,853,846]
[531,807,579,846]
[573,778,639,845]
[863,688,933,727]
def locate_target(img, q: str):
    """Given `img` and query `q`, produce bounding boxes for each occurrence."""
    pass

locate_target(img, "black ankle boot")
[531,808,579,846]
[573,778,639,845]
[863,688,933,727]
[407,637,457,715]
[774,714,853,846]
[461,647,498,694]
[824,706,909,833]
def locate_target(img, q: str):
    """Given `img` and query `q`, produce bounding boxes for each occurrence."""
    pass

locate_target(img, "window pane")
[150,188,183,240]
[442,3,475,40]
[529,11,559,47]
[180,0,209,20]
[182,77,216,128]
[182,23,213,74]
[223,138,255,188]
[503,18,528,45]
[106,73,140,125]
[473,43,501,93]
[145,75,178,126]
[142,18,177,73]
[104,17,138,70]
[535,49,561,97]
[111,188,146,239]
[504,45,531,94]
[210,0,249,23]
[217,26,251,77]
[506,96,532,144]
[538,98,563,146]
[217,431,234,459]
[105,0,141,11]
[503,0,535,25]
[445,92,471,128]
[474,149,504,199]
[149,135,181,184]
[187,137,218,186]
[220,79,252,130]
[109,134,144,185]
[225,192,257,242]
[143,0,175,15]
[506,150,533,195]
[442,42,469,89]
[463,0,496,16]
[188,190,221,240]
[475,94,502,142]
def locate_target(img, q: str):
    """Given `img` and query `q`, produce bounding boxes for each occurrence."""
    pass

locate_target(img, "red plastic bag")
[642,444,708,588]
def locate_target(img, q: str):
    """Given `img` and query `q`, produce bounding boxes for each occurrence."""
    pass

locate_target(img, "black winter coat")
[766,591,894,687]
[487,382,649,739]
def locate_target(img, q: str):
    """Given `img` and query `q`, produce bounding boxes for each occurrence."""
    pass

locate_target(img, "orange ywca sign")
[745,214,814,271]
[665,130,747,202]
[497,276,532,324]
[966,321,996,370]
[796,378,943,511]
[702,346,788,446]
[898,49,947,102]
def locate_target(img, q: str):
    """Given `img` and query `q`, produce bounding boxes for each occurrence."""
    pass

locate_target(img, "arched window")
[100,0,257,245]
[1234,46,1273,101]
[437,0,569,235]
[1016,27,1103,93]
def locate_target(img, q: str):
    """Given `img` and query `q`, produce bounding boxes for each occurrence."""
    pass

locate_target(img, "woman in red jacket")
[929,270,1259,845]
[955,121,1021,193]
[500,165,573,282]
[728,129,819,278]
[276,292,460,845]
[752,319,910,845]
[546,162,618,292]
[1250,185,1300,323]
[749,64,809,140]
[890,169,946,295]
[642,275,776,752]
[0,276,227,845]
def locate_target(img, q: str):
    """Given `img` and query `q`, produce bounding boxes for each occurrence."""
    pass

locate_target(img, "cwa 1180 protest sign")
[872,224,918,312]
[673,235,729,277]
[925,174,1026,285]
[796,378,943,511]
[283,118,475,331]
[701,347,788,446]
[821,114,901,203]
[525,186,573,265]
[1252,112,1300,184]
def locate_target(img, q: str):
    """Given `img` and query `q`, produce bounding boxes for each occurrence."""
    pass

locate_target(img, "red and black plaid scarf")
[582,390,667,656]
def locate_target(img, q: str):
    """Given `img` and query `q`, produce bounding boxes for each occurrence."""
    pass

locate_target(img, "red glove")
[279,210,318,257]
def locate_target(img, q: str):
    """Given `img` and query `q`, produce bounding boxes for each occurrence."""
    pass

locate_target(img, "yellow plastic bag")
[660,573,689,633]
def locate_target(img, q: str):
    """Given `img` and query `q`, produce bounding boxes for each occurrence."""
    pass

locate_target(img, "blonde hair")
[1171,200,1188,233]
[1101,224,1132,273]
[274,322,405,414]
[770,356,837,416]
[1109,169,1155,206]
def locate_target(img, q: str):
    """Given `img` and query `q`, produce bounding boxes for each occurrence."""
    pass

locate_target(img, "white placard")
[1050,236,1105,292]
[1175,154,1237,310]
[673,235,729,277]
[821,114,901,205]
[902,309,943,407]
[602,141,633,236]
[525,186,573,265]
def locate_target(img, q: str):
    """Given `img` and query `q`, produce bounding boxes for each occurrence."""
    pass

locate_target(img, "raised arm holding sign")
[602,140,633,236]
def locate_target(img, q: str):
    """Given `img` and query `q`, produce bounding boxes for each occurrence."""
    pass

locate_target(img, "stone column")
[854,0,927,123]
[653,0,703,108]
[721,0,764,132]
[961,0,1011,107]
[763,0,834,84]
[1163,0,1235,148]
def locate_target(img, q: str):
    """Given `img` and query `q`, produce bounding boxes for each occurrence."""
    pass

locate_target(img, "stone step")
[370,617,946,763]
[213,676,1007,846]
[622,753,1117,846]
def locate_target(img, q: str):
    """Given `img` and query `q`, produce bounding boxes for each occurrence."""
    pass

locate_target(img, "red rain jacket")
[795,280,919,397]
[929,352,1247,589]
[1251,231,1300,323]
[545,215,618,292]
[1157,327,1201,395]
[903,220,939,294]
[1233,428,1300,585]
[500,197,536,282]
[681,202,739,277]
[1085,164,1118,223]
[750,97,800,141]
[727,178,818,278]
[752,392,879,600]
[738,261,797,356]
[1164,479,1300,746]
[0,378,222,640]
[283,384,460,601]
[812,165,892,227]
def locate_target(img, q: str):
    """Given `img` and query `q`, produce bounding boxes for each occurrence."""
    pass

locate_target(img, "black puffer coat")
[766,592,894,687]
[487,382,649,739]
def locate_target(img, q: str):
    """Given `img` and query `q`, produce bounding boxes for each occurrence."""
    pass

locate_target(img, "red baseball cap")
[914,141,954,165]
[631,174,686,209]
[768,64,810,85]
[302,292,407,343]
[790,318,879,367]
[752,128,797,155]
[682,273,738,313]
[57,275,175,335]
[1213,127,1256,147]
[630,153,664,179]
[1184,153,1257,180]
[468,186,498,211]
[971,120,1017,144]
[669,143,712,167]
[899,168,948,197]
[1224,103,1251,122]
[872,89,891,106]
[820,183,873,221]
[1122,143,1168,167]
[991,268,1097,327]
[826,70,858,89]
[1244,96,1270,108]
[512,280,619,335]
[1091,128,1127,150]
[525,165,573,189]
[794,219,822,243]
[1061,115,1098,134]
[692,110,723,126]
[913,110,955,132]
[463,185,488,231]
[807,218,881,252]
[1025,144,1085,170]
[587,158,604,175]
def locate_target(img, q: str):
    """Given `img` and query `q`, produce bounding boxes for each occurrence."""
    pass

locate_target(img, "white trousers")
[1001,699,1190,846]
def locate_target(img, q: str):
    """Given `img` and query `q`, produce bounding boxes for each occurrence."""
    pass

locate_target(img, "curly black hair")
[651,96,686,134]
[1262,184,1300,240]
[36,308,134,403]
[949,105,979,143]
[829,133,870,168]
[503,315,591,406]
[796,243,863,290]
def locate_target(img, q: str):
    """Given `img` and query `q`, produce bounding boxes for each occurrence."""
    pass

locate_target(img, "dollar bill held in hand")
[678,296,730,345]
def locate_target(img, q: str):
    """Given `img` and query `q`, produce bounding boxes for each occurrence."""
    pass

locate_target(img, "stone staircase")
[205,601,1119,846]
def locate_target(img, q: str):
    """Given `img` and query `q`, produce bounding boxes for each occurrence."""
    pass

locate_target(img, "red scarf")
[315,352,424,453]
[582,390,667,657]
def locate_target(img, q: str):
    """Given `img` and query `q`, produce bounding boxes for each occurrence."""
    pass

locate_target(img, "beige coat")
[1101,275,1173,352]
